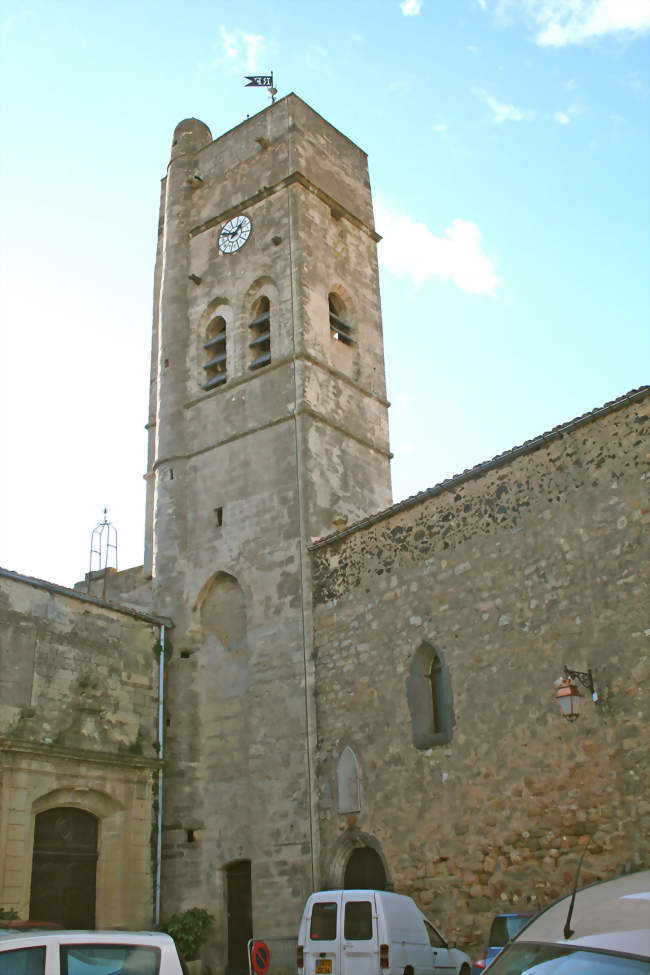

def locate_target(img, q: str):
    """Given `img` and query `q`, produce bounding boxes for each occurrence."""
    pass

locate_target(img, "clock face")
[218,215,252,254]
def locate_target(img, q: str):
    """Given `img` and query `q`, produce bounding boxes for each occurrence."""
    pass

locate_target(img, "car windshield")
[485,942,650,974]
[490,916,532,947]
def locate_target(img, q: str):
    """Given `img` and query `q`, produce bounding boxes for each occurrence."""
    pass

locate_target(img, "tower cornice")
[188,170,381,243]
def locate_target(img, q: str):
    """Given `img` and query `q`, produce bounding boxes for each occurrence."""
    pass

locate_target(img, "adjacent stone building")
[0,93,647,969]
[0,568,168,928]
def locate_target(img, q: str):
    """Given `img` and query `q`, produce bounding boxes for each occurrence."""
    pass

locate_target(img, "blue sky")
[1,0,649,586]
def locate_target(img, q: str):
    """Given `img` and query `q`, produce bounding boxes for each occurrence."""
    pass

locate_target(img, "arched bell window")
[329,293,355,346]
[202,315,227,389]
[248,296,271,370]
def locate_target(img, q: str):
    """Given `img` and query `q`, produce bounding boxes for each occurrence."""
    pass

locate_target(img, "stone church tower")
[146,95,392,965]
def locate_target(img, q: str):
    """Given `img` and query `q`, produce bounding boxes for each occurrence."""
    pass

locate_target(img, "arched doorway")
[344,847,387,890]
[29,807,98,927]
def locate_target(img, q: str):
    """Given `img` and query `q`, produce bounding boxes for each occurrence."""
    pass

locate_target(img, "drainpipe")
[154,624,166,926]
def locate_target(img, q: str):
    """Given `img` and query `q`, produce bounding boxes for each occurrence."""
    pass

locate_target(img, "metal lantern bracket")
[563,666,598,702]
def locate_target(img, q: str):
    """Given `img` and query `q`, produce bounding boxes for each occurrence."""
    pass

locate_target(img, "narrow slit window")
[203,315,227,390]
[329,294,355,346]
[249,296,271,370]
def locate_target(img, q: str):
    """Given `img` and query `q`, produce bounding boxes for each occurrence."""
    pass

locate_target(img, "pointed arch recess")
[195,571,247,652]
[337,746,361,814]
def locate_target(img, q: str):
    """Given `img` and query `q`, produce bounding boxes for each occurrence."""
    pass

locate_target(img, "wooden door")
[226,860,252,975]
[29,807,98,928]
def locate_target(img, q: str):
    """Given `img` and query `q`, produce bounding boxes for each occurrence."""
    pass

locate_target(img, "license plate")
[315,960,332,974]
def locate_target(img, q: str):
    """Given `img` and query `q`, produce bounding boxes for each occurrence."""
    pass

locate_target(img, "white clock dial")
[218,215,252,254]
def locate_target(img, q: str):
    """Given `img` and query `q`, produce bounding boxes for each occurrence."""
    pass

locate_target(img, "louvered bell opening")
[204,333,226,351]
[202,372,227,390]
[249,350,271,370]
[248,311,270,330]
[329,311,356,346]
[249,308,271,370]
[203,350,227,370]
[249,330,271,349]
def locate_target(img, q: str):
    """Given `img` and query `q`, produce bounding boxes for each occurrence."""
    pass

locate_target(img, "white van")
[297,889,471,975]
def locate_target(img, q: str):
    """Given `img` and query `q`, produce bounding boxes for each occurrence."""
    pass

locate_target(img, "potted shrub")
[160,907,214,973]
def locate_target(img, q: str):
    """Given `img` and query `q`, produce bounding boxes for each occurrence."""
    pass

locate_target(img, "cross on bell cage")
[555,665,598,721]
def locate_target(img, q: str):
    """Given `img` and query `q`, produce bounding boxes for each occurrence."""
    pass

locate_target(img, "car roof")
[0,930,174,948]
[512,870,650,957]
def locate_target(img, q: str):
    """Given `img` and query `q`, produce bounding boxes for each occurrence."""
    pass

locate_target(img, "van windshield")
[310,903,337,941]
[344,902,372,940]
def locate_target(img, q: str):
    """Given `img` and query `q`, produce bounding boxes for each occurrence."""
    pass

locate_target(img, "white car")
[482,869,650,974]
[0,929,187,975]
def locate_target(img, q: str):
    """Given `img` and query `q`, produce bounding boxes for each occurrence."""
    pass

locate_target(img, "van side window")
[424,920,446,949]
[310,903,337,941]
[344,902,373,940]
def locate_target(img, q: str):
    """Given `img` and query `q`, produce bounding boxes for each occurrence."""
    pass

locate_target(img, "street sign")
[250,940,271,975]
[245,75,273,88]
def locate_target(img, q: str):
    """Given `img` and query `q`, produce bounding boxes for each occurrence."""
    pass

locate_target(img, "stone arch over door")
[30,807,98,927]
[30,784,151,929]
[325,829,392,891]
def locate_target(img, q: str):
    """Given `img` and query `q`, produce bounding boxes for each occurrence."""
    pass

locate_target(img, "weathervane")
[244,71,277,103]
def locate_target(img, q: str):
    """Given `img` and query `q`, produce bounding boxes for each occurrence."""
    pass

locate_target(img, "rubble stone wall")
[310,393,649,955]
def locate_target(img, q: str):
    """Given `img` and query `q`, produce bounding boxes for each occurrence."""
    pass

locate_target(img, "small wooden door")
[226,860,252,975]
[29,807,98,928]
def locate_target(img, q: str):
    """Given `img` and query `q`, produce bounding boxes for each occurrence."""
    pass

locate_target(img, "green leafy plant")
[159,907,214,961]
[0,907,19,920]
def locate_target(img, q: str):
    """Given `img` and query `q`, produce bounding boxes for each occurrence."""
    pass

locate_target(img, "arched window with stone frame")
[198,299,232,392]
[328,291,355,346]
[406,642,455,748]
[248,295,271,370]
[202,313,228,389]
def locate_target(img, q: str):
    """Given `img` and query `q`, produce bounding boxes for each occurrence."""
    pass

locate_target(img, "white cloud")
[400,0,422,15]
[500,0,650,47]
[375,200,498,296]
[433,122,448,134]
[477,0,487,8]
[552,99,585,123]
[476,88,528,122]
[216,27,266,73]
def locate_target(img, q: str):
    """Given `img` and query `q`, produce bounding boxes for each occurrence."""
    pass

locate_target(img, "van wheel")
[403,967,414,975]
[459,966,470,975]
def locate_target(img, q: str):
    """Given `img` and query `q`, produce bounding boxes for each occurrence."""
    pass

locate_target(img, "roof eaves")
[309,385,650,551]
[0,566,173,628]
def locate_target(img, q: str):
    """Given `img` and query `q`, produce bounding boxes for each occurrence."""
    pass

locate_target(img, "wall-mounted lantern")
[555,666,598,721]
